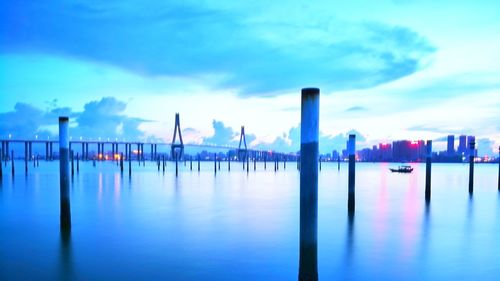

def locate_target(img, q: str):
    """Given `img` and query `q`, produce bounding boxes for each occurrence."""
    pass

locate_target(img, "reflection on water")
[419,201,431,261]
[59,229,73,281]
[0,161,499,281]
[345,210,355,264]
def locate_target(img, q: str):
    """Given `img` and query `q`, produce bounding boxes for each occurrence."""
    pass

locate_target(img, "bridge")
[0,113,298,164]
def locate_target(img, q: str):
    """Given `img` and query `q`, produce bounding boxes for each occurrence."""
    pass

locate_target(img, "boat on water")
[389,165,413,173]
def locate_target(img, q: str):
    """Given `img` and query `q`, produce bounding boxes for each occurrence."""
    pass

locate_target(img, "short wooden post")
[497,146,500,191]
[214,153,217,175]
[11,150,14,176]
[175,152,179,177]
[120,153,124,173]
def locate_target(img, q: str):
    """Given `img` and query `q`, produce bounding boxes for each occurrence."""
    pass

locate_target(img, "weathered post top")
[59,117,69,148]
[300,88,319,144]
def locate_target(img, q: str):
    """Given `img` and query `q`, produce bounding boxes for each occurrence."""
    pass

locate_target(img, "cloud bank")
[0,1,435,96]
[0,97,147,141]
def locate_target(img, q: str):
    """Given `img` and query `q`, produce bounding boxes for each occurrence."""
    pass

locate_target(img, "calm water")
[1,161,499,281]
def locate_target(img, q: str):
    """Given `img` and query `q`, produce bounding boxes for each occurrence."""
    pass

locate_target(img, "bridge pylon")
[237,126,247,161]
[171,113,184,160]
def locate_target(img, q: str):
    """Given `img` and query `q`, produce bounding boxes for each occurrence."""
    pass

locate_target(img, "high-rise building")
[378,143,392,161]
[392,140,424,162]
[447,135,455,156]
[457,135,467,156]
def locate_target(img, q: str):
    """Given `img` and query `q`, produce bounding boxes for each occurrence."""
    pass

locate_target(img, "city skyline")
[1,1,499,155]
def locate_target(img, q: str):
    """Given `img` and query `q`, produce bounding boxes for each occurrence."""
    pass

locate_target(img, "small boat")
[389,165,413,173]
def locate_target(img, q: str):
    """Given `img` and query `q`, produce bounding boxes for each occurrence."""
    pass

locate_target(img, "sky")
[1,0,499,156]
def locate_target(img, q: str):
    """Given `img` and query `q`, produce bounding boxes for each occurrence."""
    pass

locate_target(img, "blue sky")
[1,0,499,155]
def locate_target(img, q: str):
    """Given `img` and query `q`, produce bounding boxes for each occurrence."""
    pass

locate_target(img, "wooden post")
[162,155,166,173]
[299,88,319,281]
[59,117,71,230]
[214,153,217,175]
[151,144,154,162]
[128,144,132,176]
[425,140,432,202]
[11,150,14,176]
[197,154,200,172]
[468,141,475,195]
[348,134,356,213]
[70,150,74,177]
[137,143,140,166]
[163,155,166,172]
[175,152,179,177]
[254,154,256,171]
[120,153,124,173]
[23,143,27,171]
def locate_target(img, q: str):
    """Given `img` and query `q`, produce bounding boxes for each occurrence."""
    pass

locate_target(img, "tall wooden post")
[468,141,475,195]
[299,88,319,281]
[425,140,432,202]
[59,117,71,230]
[348,134,356,213]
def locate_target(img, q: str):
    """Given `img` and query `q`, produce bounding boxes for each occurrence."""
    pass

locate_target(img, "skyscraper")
[447,135,455,156]
[457,135,466,156]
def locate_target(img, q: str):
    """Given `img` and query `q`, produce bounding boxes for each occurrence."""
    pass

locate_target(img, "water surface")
[1,161,499,280]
